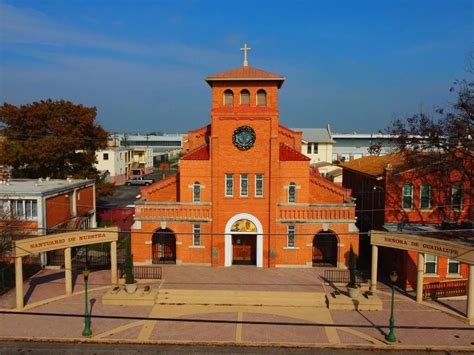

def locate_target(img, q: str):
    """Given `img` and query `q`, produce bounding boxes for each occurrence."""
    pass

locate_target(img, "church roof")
[279,143,311,162]
[206,66,285,88]
[181,144,210,160]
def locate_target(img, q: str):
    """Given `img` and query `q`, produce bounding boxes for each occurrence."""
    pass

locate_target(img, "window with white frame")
[240,174,248,197]
[5,199,38,220]
[288,182,296,203]
[402,183,413,209]
[103,153,109,160]
[225,174,234,197]
[193,224,201,246]
[425,254,437,274]
[313,143,318,154]
[307,143,312,154]
[447,259,460,274]
[287,225,295,248]
[193,181,201,202]
[420,184,431,209]
[255,174,264,197]
[451,183,463,210]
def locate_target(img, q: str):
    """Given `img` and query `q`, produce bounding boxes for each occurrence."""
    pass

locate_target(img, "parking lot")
[98,169,177,208]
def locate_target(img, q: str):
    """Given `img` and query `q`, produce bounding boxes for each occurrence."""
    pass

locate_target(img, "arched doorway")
[313,232,338,266]
[230,219,257,265]
[152,228,176,264]
[224,213,264,267]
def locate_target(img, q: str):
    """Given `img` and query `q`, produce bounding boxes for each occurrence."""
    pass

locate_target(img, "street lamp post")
[386,270,398,343]
[82,268,91,337]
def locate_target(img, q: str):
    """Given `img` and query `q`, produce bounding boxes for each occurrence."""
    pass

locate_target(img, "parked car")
[126,177,154,186]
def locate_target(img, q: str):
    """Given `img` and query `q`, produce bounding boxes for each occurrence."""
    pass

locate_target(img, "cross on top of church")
[240,43,251,67]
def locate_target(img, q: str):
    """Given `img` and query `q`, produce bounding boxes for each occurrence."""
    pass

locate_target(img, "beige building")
[295,125,334,164]
[295,126,342,184]
[130,148,154,176]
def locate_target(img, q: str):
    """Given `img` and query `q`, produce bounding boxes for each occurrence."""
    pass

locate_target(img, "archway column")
[416,253,424,303]
[110,241,118,284]
[15,257,23,310]
[371,245,378,291]
[64,247,72,296]
[468,264,474,325]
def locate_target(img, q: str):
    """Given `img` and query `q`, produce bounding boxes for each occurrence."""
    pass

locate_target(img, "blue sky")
[1,0,472,134]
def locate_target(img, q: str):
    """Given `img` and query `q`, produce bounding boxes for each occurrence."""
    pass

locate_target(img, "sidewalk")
[0,266,473,350]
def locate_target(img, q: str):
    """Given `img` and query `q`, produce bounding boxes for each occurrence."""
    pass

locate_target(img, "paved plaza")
[0,266,473,351]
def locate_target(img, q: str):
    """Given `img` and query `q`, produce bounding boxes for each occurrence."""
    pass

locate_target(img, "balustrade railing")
[278,205,355,221]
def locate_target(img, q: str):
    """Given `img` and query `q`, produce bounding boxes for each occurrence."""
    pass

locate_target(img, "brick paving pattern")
[0,266,473,350]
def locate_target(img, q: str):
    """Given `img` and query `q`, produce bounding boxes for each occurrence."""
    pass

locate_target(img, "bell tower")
[204,45,286,267]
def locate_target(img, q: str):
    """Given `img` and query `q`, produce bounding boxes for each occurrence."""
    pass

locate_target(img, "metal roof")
[293,128,334,143]
[0,179,94,197]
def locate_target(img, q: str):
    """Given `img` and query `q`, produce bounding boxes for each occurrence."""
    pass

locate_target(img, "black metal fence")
[121,265,162,279]
[47,234,128,271]
[322,269,369,284]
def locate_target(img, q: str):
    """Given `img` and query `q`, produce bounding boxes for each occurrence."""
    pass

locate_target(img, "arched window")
[451,183,463,210]
[240,89,250,105]
[223,89,234,106]
[420,183,431,209]
[288,182,296,203]
[402,183,413,209]
[193,181,201,202]
[257,89,267,106]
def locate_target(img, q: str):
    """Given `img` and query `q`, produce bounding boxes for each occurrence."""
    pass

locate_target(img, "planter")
[125,282,138,294]
[347,286,360,299]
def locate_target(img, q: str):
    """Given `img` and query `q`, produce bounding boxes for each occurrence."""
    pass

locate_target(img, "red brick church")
[131,47,359,268]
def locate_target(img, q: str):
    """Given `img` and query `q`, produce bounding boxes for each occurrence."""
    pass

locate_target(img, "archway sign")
[370,230,474,325]
[13,227,119,310]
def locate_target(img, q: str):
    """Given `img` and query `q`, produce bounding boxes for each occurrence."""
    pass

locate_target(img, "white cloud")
[0,3,235,67]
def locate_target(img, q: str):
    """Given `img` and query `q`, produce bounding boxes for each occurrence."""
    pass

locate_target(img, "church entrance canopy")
[370,230,474,325]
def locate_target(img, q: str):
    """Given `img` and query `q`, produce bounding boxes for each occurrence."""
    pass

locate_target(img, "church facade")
[131,57,359,268]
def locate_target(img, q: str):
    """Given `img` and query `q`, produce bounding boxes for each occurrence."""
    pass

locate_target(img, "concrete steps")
[155,289,327,308]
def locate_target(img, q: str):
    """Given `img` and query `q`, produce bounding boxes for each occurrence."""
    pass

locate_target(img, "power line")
[4,225,474,237]
[0,310,473,331]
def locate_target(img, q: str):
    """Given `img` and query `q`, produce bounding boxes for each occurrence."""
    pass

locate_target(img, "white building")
[109,133,184,155]
[294,126,343,184]
[95,147,131,185]
[331,133,396,162]
[95,147,154,184]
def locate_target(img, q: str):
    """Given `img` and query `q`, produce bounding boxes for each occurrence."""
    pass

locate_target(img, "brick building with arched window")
[131,59,359,268]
